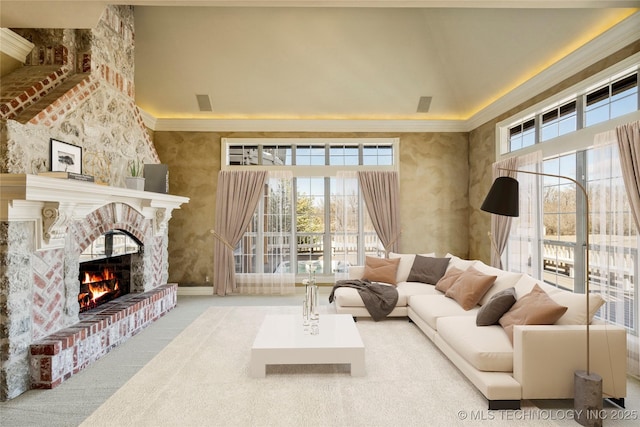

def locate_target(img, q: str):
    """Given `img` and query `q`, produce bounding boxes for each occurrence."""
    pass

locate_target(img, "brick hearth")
[30,283,177,389]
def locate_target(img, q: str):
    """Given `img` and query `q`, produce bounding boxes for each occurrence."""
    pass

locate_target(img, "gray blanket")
[329,279,399,321]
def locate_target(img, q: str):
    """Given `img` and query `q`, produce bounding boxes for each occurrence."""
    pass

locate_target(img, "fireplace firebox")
[78,230,141,313]
[78,255,131,312]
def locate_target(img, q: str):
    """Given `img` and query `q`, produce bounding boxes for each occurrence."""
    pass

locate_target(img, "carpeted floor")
[78,305,526,427]
[3,291,640,426]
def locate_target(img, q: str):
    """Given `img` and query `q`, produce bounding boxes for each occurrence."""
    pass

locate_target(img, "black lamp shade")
[481,176,520,217]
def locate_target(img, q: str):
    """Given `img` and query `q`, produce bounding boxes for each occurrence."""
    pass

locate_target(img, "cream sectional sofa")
[332,253,627,410]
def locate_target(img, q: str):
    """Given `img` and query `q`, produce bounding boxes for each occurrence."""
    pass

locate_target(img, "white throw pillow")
[445,253,476,272]
[550,291,605,325]
[472,261,523,306]
[513,274,560,298]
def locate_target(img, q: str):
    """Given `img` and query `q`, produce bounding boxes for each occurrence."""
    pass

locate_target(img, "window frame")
[497,53,640,158]
[222,138,399,281]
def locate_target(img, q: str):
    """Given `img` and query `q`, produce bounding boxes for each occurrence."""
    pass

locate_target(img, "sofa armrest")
[348,265,365,280]
[513,324,626,400]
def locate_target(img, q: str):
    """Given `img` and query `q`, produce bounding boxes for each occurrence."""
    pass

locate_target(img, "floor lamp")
[481,169,603,427]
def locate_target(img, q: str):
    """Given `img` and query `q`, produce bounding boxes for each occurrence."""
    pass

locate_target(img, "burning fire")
[79,268,120,310]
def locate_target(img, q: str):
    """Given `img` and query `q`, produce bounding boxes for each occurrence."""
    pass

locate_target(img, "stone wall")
[1,6,158,187]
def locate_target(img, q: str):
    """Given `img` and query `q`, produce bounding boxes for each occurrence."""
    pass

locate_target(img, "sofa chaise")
[331,253,627,410]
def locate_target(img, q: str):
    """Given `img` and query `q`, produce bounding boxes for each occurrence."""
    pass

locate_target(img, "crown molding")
[465,10,640,131]
[141,114,468,133]
[139,11,640,134]
[138,108,158,130]
[0,28,35,62]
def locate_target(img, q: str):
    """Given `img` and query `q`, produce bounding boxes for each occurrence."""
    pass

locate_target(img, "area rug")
[79,306,559,427]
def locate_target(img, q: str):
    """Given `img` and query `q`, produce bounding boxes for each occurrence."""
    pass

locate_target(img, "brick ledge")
[29,283,177,389]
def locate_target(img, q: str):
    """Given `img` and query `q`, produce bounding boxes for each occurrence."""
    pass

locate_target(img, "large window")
[224,138,397,279]
[585,73,638,127]
[542,153,581,291]
[507,147,638,333]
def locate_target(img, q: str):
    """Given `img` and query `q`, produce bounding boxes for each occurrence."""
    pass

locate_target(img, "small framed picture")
[50,138,82,173]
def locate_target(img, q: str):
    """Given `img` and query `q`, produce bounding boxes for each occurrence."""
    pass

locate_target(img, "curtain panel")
[507,152,542,278]
[494,152,542,275]
[592,125,639,379]
[616,120,640,231]
[357,171,401,256]
[213,170,268,296]
[490,156,518,268]
[235,171,296,295]
[612,120,640,379]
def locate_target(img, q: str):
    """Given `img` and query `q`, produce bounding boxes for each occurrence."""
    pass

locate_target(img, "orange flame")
[80,268,119,306]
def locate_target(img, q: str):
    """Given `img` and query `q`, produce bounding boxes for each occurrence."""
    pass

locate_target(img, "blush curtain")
[499,151,542,276]
[613,120,640,379]
[213,170,268,296]
[357,171,401,256]
[235,171,296,295]
[617,120,640,232]
[489,156,518,268]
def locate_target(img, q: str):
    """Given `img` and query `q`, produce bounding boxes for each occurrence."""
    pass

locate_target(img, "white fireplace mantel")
[0,174,190,250]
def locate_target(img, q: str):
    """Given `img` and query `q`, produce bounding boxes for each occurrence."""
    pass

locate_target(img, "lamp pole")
[497,167,591,374]
[492,167,602,426]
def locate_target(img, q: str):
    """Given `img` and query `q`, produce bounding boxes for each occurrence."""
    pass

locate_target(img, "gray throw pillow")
[476,287,517,326]
[406,255,450,284]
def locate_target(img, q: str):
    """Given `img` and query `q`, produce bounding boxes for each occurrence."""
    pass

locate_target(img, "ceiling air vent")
[196,94,212,112]
[417,96,432,113]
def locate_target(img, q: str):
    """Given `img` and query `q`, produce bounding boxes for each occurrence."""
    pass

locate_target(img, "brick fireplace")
[0,174,189,400]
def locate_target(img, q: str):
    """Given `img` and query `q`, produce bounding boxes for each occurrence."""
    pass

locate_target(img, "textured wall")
[154,131,469,285]
[154,131,221,286]
[398,133,469,257]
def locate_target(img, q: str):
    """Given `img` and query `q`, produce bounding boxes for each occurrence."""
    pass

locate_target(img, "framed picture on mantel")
[50,138,82,174]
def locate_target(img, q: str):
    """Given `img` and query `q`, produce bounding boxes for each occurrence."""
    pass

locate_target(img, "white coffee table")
[250,313,365,378]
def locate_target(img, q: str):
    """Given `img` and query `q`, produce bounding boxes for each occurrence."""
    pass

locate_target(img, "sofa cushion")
[332,286,366,307]
[437,316,514,372]
[406,255,450,285]
[389,252,435,283]
[445,266,496,310]
[407,294,478,331]
[471,261,523,306]
[499,284,568,342]
[363,256,401,285]
[396,282,441,302]
[476,287,517,326]
[334,281,437,308]
[434,267,465,293]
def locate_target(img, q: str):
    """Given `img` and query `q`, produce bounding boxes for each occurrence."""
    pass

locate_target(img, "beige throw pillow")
[499,284,568,343]
[434,267,464,293]
[362,256,401,285]
[444,266,497,310]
